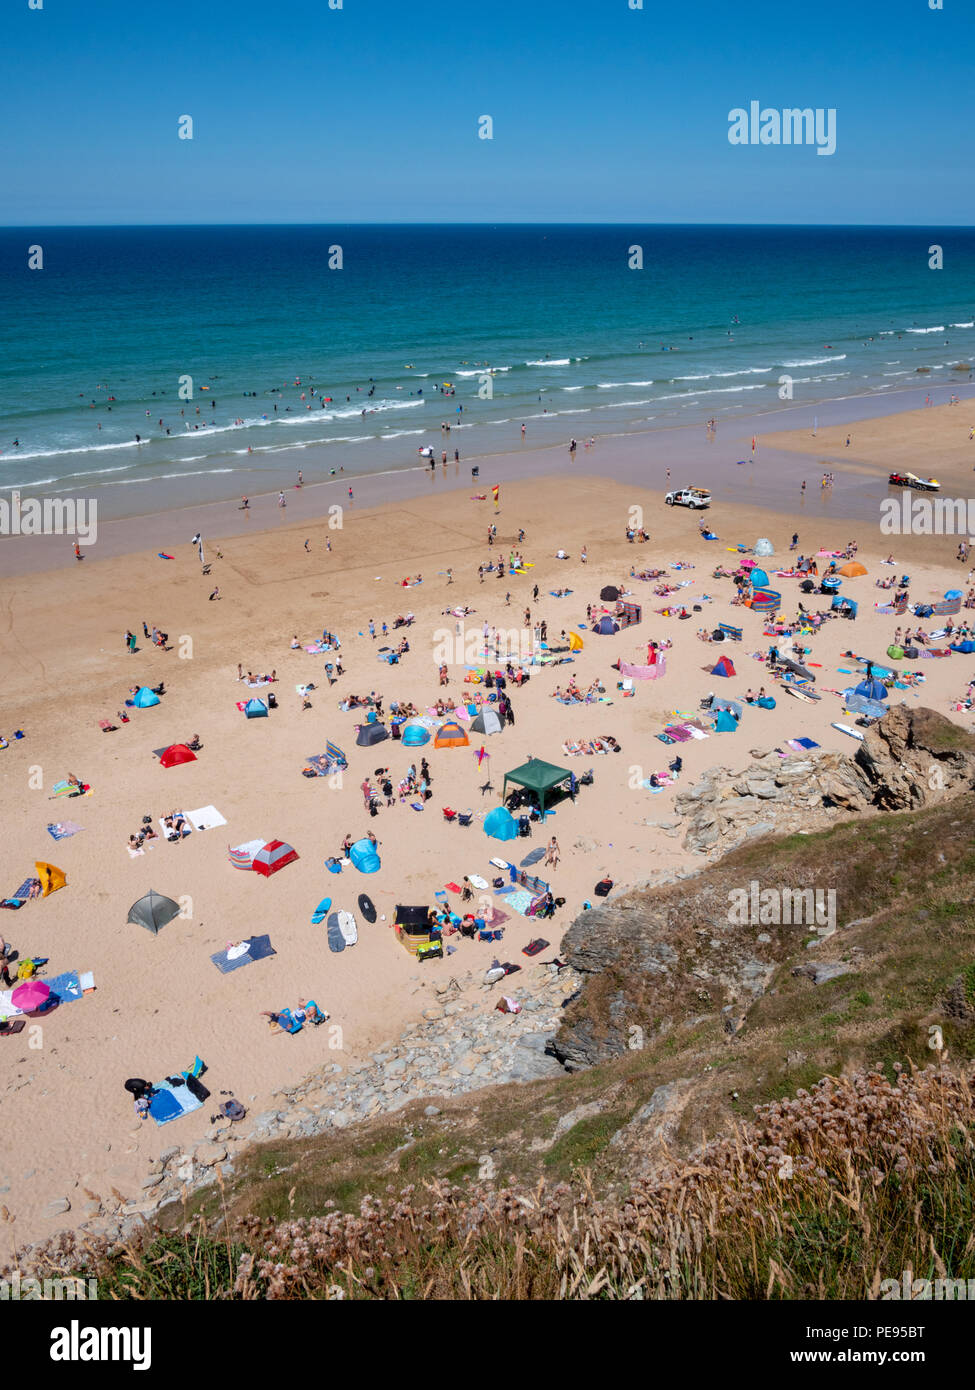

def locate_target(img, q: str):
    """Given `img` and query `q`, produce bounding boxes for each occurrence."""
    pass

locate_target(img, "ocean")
[2,224,973,512]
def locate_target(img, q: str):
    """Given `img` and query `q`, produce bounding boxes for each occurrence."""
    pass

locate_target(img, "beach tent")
[356,722,389,747]
[750,567,770,589]
[592,615,620,635]
[754,538,774,557]
[350,837,381,873]
[710,655,736,678]
[244,698,268,719]
[750,589,781,612]
[471,709,504,736]
[484,806,519,841]
[133,687,160,709]
[831,595,858,619]
[945,589,964,601]
[402,722,431,747]
[839,561,867,578]
[127,890,180,935]
[714,710,739,732]
[252,840,299,877]
[569,632,584,652]
[35,862,66,896]
[712,697,743,717]
[502,759,572,815]
[600,585,621,601]
[855,678,888,702]
[434,720,469,748]
[159,743,197,769]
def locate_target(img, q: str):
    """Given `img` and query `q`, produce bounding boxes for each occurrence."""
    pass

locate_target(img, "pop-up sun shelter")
[714,709,739,732]
[133,687,160,708]
[356,722,389,747]
[244,698,268,718]
[471,709,504,735]
[350,837,381,873]
[838,561,867,578]
[252,840,299,877]
[854,677,888,702]
[750,567,770,589]
[501,759,573,815]
[592,615,620,635]
[711,655,736,677]
[159,743,197,769]
[484,805,519,840]
[128,889,181,934]
[402,722,431,747]
[434,720,469,748]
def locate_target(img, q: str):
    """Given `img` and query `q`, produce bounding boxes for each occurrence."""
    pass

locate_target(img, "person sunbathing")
[296,999,328,1025]
[142,823,158,842]
[186,734,202,750]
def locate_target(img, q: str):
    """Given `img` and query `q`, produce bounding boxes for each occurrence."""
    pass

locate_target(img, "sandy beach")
[1,403,974,1256]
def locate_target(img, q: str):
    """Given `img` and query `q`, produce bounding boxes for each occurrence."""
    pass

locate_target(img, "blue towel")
[210,934,275,974]
[45,970,83,1003]
[149,1078,203,1126]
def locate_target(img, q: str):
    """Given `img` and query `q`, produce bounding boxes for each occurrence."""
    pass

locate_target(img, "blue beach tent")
[484,806,519,841]
[133,687,160,708]
[350,837,381,873]
[245,698,268,718]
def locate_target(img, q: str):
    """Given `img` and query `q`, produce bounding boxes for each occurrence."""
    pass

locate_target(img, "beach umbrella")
[11,980,50,1011]
[600,585,621,601]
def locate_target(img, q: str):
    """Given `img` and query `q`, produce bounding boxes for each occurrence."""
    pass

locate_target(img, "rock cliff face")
[673,706,975,855]
[552,709,975,1070]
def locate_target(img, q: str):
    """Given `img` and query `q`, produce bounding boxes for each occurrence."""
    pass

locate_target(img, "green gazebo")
[501,759,574,815]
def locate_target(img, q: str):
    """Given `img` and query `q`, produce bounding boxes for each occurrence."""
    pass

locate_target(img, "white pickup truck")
[665,486,711,509]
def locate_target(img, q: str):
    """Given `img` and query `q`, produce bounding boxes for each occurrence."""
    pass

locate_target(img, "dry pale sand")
[1,413,974,1255]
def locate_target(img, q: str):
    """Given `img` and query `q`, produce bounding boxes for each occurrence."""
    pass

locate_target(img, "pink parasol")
[11,979,50,1011]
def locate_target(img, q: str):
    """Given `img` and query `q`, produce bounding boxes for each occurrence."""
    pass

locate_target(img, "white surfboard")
[338,910,358,946]
[832,722,865,741]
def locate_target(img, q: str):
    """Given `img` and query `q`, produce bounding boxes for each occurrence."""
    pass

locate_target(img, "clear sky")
[3,0,972,225]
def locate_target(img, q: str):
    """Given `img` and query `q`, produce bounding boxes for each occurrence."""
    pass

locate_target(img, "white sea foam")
[782,355,847,367]
[905,326,945,334]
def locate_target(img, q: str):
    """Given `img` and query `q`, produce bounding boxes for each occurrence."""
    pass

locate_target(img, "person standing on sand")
[304,539,310,552]
[545,836,560,868]
[369,620,376,640]
[278,492,286,507]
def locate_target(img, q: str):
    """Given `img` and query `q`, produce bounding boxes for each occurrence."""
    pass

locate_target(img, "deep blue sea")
[1,225,973,499]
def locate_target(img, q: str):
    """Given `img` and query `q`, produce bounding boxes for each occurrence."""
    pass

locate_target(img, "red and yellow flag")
[491,485,500,507]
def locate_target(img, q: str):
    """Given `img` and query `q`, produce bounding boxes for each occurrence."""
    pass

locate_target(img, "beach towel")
[149,1077,204,1126]
[210,934,275,973]
[501,888,534,916]
[186,805,227,831]
[46,821,83,841]
[787,737,821,752]
[157,815,192,842]
[9,877,41,902]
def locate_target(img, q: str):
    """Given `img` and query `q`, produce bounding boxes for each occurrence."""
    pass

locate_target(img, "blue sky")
[3,0,972,224]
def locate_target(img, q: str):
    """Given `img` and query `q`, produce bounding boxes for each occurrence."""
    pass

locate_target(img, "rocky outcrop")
[674,707,975,855]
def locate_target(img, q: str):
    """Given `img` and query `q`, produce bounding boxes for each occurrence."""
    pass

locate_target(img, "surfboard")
[784,685,812,702]
[311,896,331,925]
[326,912,345,953]
[358,894,377,924]
[338,910,358,946]
[832,722,865,741]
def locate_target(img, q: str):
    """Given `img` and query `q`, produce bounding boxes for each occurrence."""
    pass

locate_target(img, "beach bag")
[594,878,613,897]
[16,959,35,980]
[903,646,919,660]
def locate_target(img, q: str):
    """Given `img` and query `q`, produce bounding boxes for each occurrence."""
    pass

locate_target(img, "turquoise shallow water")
[1,224,973,500]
